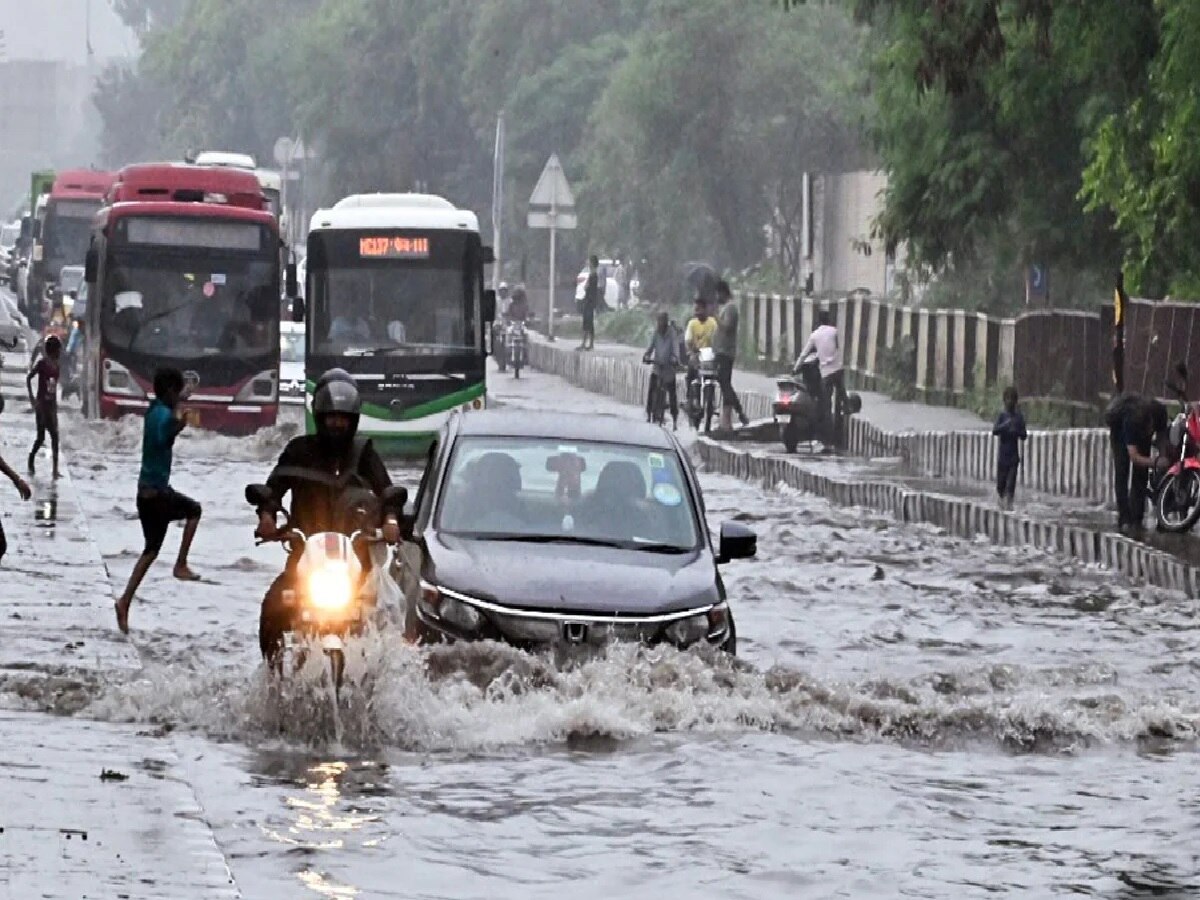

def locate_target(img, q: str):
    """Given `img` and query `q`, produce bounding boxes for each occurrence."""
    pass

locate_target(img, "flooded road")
[6,361,1200,897]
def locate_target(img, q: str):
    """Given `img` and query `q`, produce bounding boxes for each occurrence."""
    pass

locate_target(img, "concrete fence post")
[933,310,950,397]
[952,309,968,396]
[916,309,931,393]
[998,318,1016,387]
[865,299,881,381]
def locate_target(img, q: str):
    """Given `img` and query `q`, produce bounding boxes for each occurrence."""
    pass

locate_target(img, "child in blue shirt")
[114,368,203,634]
[993,386,1028,511]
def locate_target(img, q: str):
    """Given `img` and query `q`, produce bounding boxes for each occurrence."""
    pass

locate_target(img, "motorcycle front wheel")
[1156,469,1200,533]
[703,384,715,434]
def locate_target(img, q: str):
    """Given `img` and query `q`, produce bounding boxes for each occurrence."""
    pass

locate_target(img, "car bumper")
[414,588,734,653]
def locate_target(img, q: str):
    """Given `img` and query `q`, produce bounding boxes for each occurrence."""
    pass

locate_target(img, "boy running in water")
[114,368,203,634]
[27,334,63,478]
[0,395,33,563]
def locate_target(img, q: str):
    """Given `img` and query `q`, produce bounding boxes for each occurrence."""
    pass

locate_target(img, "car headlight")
[419,581,483,632]
[308,564,353,611]
[664,604,730,646]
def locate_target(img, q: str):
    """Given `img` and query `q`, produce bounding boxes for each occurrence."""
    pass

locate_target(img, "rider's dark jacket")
[261,434,392,541]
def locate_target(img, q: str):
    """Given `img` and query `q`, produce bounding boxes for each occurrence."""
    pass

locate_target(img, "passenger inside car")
[445,451,528,533]
[581,461,651,540]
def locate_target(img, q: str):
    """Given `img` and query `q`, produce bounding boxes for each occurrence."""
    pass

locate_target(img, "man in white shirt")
[799,308,846,450]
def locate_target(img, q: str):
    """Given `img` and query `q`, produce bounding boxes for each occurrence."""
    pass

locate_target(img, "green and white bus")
[297,194,495,455]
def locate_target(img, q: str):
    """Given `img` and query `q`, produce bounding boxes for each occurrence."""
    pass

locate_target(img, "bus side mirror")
[482,289,496,324]
[482,245,496,265]
[84,247,98,283]
[19,216,31,240]
[31,220,41,239]
[285,261,298,299]
[291,297,305,323]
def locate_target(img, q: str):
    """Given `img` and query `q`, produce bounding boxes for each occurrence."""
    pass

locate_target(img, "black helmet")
[315,367,355,392]
[312,372,361,451]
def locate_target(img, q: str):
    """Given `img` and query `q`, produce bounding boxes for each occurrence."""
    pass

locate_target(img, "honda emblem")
[562,622,588,644]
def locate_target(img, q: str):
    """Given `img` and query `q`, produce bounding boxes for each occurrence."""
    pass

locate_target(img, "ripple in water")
[19,632,1191,755]
[61,412,299,462]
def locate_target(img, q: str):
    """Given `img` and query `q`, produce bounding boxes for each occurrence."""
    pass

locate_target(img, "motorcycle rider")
[1104,391,1171,531]
[506,284,530,323]
[252,369,402,663]
[684,296,716,390]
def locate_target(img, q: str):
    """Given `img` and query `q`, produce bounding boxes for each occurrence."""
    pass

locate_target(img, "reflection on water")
[252,753,394,898]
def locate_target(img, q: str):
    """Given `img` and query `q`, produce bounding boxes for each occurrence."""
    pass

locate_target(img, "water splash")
[50,633,1200,755]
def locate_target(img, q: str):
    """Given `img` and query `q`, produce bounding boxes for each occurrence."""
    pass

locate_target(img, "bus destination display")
[359,236,431,259]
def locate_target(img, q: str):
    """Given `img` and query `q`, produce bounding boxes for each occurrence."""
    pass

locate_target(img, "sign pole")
[548,204,557,341]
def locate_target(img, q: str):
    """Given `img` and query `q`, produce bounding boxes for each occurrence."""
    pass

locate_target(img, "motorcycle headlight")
[308,564,353,611]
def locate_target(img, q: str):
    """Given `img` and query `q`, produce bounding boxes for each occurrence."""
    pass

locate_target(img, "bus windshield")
[101,226,278,359]
[44,200,101,269]
[308,230,478,357]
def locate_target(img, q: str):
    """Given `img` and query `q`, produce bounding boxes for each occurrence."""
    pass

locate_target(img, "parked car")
[393,410,756,653]
[280,320,305,404]
[574,258,622,308]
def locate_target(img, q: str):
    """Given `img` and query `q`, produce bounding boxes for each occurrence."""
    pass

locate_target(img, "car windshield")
[438,436,700,550]
[101,250,278,358]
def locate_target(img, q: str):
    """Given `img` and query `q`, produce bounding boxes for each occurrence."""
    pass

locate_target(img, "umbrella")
[680,261,719,305]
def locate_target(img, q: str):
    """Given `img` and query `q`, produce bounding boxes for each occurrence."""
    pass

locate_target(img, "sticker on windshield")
[648,453,665,469]
[202,281,215,298]
[211,273,227,285]
[653,483,682,507]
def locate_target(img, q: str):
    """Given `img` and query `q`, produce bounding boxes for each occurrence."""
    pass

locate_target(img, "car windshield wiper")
[628,542,692,554]
[482,534,627,549]
[474,533,691,553]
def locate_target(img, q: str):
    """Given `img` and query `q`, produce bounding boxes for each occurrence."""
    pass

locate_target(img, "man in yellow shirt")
[683,297,717,422]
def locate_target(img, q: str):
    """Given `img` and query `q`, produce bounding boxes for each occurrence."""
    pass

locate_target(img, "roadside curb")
[697,437,1200,598]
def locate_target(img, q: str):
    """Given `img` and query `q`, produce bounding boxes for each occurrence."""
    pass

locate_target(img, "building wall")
[811,170,891,297]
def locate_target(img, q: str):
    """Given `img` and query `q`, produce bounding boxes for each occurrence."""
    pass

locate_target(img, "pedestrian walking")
[1104,391,1170,530]
[114,368,203,634]
[0,395,33,564]
[712,280,750,430]
[26,334,62,478]
[992,386,1027,510]
[799,309,846,450]
[578,255,599,350]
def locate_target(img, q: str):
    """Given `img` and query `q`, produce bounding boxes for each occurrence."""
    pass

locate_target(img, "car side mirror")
[84,247,98,283]
[285,261,299,299]
[291,296,305,323]
[716,521,756,564]
[482,245,496,265]
[245,483,276,510]
[482,288,496,324]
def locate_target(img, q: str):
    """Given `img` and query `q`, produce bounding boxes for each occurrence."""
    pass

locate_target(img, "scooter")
[246,483,406,694]
[772,351,863,453]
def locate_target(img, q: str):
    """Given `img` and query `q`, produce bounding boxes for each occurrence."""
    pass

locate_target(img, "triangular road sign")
[528,153,575,209]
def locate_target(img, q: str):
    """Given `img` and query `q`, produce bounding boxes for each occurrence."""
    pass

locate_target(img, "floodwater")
[5,360,1200,897]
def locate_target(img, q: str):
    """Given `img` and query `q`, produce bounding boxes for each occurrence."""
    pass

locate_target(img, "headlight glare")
[664,613,710,646]
[308,564,353,610]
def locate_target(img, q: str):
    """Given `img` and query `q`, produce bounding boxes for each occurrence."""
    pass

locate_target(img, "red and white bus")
[81,163,282,434]
[29,169,117,319]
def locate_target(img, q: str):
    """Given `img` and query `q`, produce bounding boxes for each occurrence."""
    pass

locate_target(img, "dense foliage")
[97,0,1200,306]
[96,0,866,301]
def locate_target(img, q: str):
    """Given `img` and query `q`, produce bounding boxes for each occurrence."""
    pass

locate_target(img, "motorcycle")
[246,483,407,693]
[507,319,527,378]
[1155,373,1200,533]
[773,351,863,453]
[687,346,719,433]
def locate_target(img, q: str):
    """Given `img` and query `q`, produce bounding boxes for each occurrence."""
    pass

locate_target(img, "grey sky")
[1,0,136,62]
